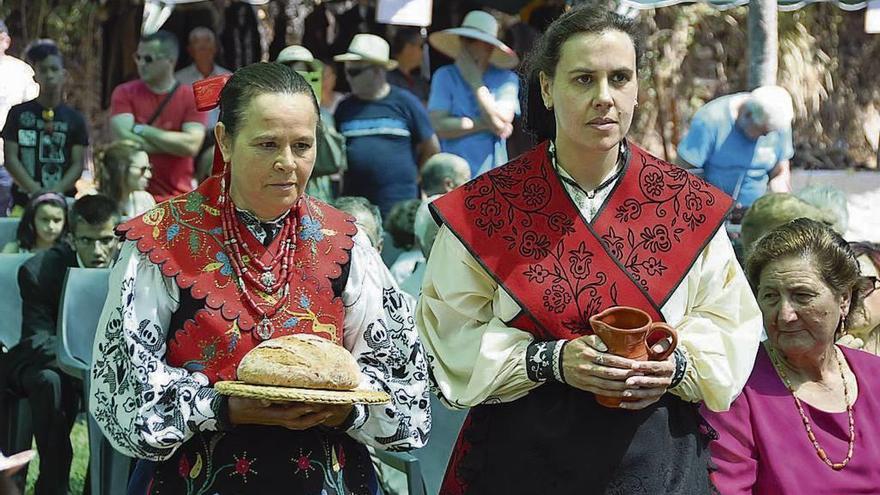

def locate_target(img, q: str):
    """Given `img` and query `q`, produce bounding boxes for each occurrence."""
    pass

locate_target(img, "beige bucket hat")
[333,34,398,70]
[428,10,519,69]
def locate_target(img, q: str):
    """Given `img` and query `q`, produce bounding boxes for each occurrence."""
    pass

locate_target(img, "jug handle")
[646,323,678,361]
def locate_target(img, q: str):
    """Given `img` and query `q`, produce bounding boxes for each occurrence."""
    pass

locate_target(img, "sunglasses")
[345,66,373,78]
[133,53,164,65]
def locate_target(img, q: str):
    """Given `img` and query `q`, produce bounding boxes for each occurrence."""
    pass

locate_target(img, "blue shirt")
[428,64,520,177]
[677,94,794,207]
[335,86,434,217]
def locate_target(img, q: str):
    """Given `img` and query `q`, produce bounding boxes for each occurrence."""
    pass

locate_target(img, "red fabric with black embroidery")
[430,140,732,495]
[118,175,358,383]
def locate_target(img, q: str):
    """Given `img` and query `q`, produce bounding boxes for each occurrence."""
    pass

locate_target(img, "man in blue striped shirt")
[334,34,439,217]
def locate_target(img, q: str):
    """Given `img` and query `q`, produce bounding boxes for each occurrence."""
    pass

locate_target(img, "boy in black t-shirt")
[1,40,88,209]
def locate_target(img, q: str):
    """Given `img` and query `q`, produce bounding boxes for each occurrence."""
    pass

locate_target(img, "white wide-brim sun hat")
[277,45,316,64]
[333,33,399,70]
[428,10,519,70]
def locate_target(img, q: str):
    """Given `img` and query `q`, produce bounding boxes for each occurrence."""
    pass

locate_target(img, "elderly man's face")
[188,33,217,66]
[345,61,384,98]
[736,107,772,140]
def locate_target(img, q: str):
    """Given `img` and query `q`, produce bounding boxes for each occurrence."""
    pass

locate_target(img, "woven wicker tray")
[215,381,390,405]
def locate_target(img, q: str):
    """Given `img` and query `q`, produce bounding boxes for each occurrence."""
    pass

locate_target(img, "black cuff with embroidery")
[213,394,234,432]
[526,340,567,383]
[670,347,688,389]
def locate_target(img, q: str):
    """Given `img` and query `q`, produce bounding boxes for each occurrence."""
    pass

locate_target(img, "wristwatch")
[132,124,146,136]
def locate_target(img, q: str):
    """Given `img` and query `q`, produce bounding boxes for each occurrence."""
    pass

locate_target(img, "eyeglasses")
[73,236,118,248]
[133,53,164,65]
[345,66,372,78]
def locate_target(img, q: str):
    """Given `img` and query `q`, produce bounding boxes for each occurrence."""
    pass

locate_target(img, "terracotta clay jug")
[588,306,678,408]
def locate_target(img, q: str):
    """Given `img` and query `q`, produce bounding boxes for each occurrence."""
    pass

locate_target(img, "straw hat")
[277,45,316,65]
[428,10,519,70]
[333,34,398,70]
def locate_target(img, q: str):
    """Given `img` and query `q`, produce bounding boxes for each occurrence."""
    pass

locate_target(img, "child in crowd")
[96,140,155,217]
[1,192,67,253]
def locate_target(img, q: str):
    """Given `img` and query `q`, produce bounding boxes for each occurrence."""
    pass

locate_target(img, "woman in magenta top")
[703,218,880,494]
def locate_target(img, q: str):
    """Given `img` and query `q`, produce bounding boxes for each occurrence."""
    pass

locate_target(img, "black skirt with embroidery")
[145,425,379,495]
[457,382,712,495]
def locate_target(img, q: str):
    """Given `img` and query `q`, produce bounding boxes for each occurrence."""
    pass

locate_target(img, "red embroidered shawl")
[118,176,358,383]
[432,140,733,339]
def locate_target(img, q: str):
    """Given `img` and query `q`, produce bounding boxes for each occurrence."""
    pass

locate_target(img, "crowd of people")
[0,2,879,494]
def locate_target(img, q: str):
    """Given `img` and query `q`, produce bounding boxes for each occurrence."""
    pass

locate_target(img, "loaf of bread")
[237,334,361,390]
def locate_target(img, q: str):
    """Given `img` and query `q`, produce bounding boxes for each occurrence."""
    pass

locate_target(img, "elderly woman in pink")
[704,218,880,494]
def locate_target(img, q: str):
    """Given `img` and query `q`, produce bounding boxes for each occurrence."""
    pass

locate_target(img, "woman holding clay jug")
[416,5,762,494]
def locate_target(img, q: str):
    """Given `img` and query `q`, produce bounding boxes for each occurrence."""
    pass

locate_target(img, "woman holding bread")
[89,63,430,494]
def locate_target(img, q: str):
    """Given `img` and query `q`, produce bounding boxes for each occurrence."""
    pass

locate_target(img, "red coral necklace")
[766,344,856,470]
[219,197,298,340]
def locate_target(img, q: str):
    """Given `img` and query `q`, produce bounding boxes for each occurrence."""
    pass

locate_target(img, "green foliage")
[631,4,880,168]
[1,1,99,53]
[2,0,104,146]
[25,418,89,494]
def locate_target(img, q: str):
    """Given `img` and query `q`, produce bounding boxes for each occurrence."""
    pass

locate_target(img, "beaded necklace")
[550,141,627,219]
[766,344,855,470]
[219,196,298,340]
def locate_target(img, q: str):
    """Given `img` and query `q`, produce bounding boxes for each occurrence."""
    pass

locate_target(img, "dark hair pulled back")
[218,62,321,137]
[522,6,645,140]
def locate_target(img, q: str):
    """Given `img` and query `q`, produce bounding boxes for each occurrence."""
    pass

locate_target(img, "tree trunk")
[748,0,778,88]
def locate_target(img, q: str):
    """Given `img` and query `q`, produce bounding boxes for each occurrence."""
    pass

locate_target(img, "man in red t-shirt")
[110,30,206,202]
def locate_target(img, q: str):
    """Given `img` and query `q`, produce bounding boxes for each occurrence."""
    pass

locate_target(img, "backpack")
[312,110,347,178]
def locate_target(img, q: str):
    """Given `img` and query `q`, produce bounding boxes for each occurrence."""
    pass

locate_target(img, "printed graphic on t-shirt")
[19,110,36,128]
[15,110,70,189]
[17,129,36,147]
[39,132,66,164]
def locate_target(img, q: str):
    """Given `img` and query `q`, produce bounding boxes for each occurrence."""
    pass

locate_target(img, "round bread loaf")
[237,334,361,390]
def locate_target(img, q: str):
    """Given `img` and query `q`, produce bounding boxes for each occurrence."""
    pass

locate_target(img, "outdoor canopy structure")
[474,0,869,13]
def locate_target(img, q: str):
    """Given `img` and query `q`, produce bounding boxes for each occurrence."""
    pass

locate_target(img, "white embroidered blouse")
[89,227,431,461]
